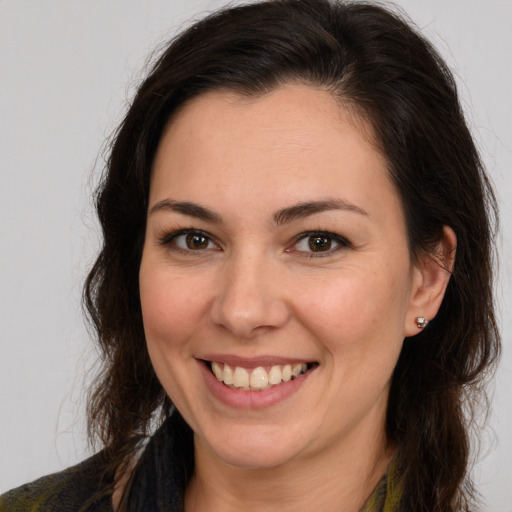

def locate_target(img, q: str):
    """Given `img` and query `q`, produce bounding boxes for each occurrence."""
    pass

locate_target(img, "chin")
[197,422,313,470]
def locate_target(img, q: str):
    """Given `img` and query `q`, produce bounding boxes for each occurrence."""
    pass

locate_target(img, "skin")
[138,84,455,512]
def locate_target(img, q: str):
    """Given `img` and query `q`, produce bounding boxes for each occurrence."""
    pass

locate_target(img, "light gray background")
[1,1,511,510]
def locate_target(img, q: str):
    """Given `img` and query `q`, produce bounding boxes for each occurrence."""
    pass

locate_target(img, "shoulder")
[0,452,113,512]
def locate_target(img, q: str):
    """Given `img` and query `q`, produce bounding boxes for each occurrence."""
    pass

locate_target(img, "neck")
[185,429,394,512]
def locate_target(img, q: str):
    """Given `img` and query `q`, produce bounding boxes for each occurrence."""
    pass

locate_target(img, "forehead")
[161,85,376,158]
[150,84,401,225]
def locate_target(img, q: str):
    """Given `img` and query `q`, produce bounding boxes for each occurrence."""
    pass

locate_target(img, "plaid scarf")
[359,458,402,512]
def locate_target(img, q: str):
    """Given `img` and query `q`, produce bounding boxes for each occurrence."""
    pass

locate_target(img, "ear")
[404,226,457,337]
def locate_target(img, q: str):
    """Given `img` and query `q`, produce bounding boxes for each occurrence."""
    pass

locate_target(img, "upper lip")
[198,354,316,369]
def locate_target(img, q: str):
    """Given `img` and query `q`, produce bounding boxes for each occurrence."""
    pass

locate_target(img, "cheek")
[139,269,209,349]
[290,267,410,354]
[139,268,209,413]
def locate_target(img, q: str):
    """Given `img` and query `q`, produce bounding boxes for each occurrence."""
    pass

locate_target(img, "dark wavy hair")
[84,1,500,510]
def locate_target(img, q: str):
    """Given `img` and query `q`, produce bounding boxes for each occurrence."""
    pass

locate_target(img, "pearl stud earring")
[415,316,429,329]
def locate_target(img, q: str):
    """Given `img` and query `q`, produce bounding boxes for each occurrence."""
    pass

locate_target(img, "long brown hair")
[84,1,500,510]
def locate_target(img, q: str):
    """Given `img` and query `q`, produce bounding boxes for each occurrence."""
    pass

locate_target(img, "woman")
[0,0,500,511]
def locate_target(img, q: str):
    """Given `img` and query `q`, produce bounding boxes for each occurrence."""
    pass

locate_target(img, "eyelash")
[158,228,220,253]
[158,228,351,257]
[287,230,351,258]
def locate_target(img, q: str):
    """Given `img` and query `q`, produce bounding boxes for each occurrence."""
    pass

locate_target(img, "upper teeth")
[211,362,308,391]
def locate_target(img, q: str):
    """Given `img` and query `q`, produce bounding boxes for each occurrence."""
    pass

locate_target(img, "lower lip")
[198,361,315,410]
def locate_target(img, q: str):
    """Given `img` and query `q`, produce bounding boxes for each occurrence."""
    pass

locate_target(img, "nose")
[209,253,290,340]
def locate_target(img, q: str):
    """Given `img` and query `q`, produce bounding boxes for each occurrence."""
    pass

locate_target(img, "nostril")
[210,298,291,340]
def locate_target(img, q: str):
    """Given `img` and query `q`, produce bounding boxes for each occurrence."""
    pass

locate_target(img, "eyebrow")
[273,199,368,225]
[148,199,222,223]
[148,197,368,225]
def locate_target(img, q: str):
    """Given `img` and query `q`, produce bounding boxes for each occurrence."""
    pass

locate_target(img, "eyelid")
[287,230,351,256]
[158,228,220,252]
[157,227,350,257]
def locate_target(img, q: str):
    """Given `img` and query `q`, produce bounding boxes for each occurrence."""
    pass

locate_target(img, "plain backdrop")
[1,1,511,510]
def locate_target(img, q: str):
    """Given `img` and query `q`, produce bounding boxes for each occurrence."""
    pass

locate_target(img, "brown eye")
[186,233,209,250]
[164,230,217,252]
[308,236,332,252]
[290,231,350,257]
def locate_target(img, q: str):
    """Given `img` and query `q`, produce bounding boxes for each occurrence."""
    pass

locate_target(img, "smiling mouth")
[208,361,317,391]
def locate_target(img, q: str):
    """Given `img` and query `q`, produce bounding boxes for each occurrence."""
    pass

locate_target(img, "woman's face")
[139,84,422,470]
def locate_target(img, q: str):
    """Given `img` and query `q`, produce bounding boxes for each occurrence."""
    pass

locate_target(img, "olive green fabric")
[360,459,402,512]
[0,451,112,511]
[1,414,401,511]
